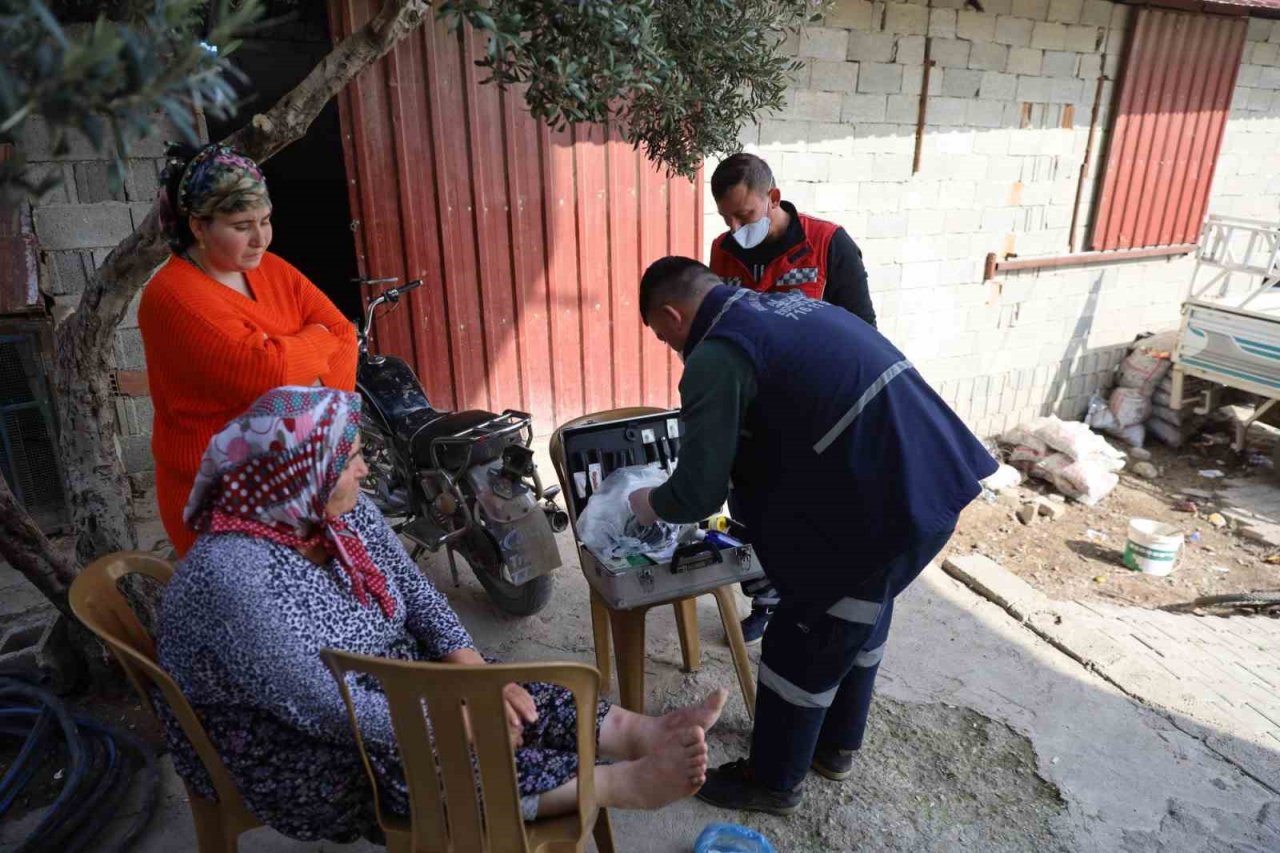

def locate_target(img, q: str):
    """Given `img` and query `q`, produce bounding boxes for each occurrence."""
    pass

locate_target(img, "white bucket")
[1123,519,1182,576]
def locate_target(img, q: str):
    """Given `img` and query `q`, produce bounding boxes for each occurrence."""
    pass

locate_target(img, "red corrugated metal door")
[328,1,698,427]
[1090,8,1246,251]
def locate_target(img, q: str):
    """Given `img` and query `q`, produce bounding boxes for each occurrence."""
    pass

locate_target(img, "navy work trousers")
[748,529,953,791]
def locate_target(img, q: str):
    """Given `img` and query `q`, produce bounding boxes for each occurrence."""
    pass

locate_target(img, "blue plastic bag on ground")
[694,822,775,853]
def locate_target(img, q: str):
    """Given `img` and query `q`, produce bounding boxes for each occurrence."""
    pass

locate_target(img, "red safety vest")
[709,213,840,300]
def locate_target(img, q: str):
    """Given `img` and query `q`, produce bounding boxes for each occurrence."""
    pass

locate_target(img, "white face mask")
[732,213,771,250]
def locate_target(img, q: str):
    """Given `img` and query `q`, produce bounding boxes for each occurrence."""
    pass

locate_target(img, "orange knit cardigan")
[138,252,358,555]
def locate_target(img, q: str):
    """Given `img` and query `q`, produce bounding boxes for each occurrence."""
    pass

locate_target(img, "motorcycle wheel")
[458,527,554,616]
[360,415,410,518]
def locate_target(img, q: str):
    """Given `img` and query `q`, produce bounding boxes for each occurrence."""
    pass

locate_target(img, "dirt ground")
[669,683,1069,852]
[946,420,1280,609]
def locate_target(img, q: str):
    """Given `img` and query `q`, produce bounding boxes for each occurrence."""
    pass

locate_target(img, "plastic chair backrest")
[548,406,668,535]
[69,552,257,824]
[321,652,600,852]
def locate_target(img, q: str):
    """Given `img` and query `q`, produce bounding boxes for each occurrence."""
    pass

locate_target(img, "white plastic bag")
[1032,452,1118,505]
[982,464,1023,491]
[577,464,695,563]
[1009,443,1049,470]
[1034,416,1123,464]
[1031,452,1072,483]
[1085,392,1118,431]
[1002,420,1050,449]
[1056,458,1119,506]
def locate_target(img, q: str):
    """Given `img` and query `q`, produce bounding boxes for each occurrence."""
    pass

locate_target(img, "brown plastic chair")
[321,651,615,853]
[549,408,756,718]
[69,552,262,852]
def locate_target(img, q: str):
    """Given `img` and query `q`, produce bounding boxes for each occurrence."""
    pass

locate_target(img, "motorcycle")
[353,276,568,615]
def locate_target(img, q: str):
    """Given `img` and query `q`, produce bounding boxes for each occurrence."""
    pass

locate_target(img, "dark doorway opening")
[206,3,361,318]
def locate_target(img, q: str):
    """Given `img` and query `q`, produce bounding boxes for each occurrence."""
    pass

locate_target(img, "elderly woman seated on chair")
[155,386,728,843]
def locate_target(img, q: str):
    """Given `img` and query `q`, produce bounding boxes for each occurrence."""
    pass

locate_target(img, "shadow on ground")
[4,521,1279,852]
[1065,538,1128,566]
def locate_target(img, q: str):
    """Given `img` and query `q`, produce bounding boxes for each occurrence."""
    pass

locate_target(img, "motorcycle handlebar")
[358,279,426,346]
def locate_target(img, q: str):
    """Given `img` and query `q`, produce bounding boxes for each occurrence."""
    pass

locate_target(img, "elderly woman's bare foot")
[662,688,729,734]
[597,726,709,810]
[600,689,729,761]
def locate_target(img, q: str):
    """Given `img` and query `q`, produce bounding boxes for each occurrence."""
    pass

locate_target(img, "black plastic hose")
[0,678,159,853]
[0,707,52,814]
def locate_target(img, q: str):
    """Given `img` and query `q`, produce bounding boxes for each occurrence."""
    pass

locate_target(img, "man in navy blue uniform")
[628,257,996,813]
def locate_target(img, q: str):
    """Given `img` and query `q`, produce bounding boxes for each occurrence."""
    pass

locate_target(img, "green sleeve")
[650,338,757,524]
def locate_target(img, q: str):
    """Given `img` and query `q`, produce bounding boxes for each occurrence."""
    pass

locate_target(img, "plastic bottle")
[694,822,775,853]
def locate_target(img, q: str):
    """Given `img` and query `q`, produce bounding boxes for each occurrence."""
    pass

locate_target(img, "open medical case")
[554,409,764,609]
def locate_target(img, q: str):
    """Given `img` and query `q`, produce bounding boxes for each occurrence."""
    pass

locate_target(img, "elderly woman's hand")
[442,647,537,746]
[502,683,538,747]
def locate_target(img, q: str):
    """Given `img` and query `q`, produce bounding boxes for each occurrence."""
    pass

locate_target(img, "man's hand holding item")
[628,487,659,527]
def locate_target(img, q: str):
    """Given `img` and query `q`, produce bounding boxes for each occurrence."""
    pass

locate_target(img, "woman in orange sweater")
[139,143,357,555]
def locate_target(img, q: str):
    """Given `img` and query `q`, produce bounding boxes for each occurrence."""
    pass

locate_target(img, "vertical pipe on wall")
[1069,75,1108,253]
[913,37,933,175]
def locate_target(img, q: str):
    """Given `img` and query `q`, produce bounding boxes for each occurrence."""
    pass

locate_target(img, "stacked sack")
[1001,415,1127,505]
[1085,331,1180,448]
[1145,372,1209,446]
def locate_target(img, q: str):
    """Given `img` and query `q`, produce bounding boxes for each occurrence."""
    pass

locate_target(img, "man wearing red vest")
[709,152,876,645]
[710,153,875,326]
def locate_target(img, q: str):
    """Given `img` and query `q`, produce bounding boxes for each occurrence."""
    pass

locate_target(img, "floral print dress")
[156,495,609,842]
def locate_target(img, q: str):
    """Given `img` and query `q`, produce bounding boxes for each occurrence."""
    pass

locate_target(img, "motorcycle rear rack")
[428,409,534,477]
[426,410,547,543]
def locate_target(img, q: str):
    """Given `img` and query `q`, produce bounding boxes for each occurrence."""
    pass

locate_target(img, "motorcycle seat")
[410,409,508,470]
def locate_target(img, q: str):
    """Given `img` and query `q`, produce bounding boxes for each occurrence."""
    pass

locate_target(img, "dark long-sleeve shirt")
[650,338,757,523]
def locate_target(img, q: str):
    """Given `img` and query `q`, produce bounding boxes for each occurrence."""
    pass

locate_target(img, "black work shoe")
[811,746,856,781]
[739,607,774,646]
[696,759,802,816]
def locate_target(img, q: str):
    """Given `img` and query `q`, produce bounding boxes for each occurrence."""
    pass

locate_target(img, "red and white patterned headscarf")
[184,386,396,618]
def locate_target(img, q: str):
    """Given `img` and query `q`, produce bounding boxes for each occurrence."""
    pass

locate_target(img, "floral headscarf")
[159,142,270,236]
[184,386,396,618]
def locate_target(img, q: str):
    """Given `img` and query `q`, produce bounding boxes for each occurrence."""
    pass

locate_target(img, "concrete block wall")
[708,0,1280,438]
[15,113,183,504]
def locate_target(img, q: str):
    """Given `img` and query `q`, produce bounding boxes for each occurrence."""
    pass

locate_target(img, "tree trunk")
[36,0,432,568]
[52,208,169,563]
[0,474,78,621]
